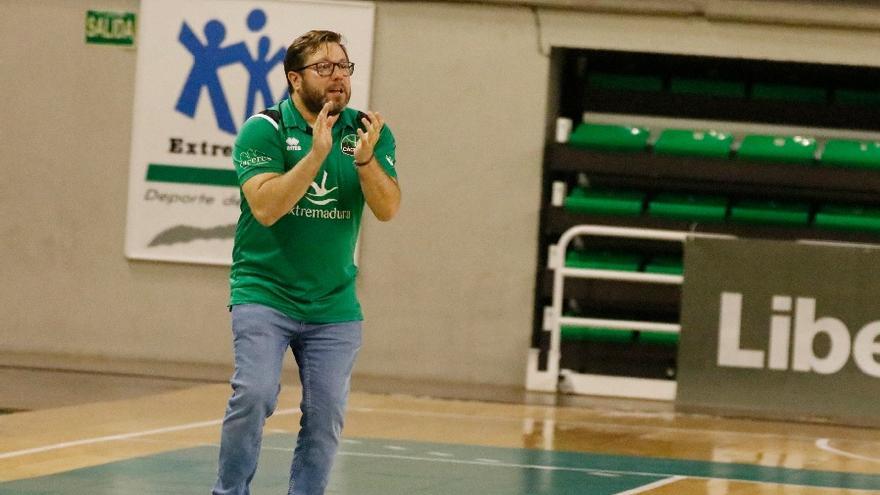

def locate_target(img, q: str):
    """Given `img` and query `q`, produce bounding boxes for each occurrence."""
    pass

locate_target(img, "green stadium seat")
[648,194,727,222]
[565,250,642,271]
[752,83,827,103]
[729,200,810,226]
[653,129,733,159]
[669,77,746,98]
[820,140,880,169]
[834,89,880,106]
[588,72,664,92]
[637,331,679,346]
[560,326,679,346]
[561,326,635,344]
[568,123,650,152]
[814,205,880,232]
[737,135,817,164]
[564,188,645,216]
[643,255,683,275]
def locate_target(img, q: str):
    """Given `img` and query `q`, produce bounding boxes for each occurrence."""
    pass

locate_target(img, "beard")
[299,79,350,116]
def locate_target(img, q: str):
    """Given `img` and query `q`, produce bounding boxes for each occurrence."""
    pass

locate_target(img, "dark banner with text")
[677,237,880,426]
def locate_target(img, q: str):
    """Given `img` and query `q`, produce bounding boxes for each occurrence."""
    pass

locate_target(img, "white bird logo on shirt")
[306,171,338,206]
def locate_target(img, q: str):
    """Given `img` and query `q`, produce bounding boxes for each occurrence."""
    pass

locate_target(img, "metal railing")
[529,225,733,394]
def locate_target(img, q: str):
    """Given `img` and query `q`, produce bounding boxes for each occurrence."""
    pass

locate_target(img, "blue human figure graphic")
[242,37,286,121]
[241,9,286,119]
[175,19,248,135]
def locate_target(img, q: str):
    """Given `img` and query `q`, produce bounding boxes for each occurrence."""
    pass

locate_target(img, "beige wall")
[1,0,233,366]
[3,0,880,387]
[355,2,546,384]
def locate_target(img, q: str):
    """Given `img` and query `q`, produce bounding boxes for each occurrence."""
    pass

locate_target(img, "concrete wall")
[4,0,880,387]
[1,0,231,367]
[354,2,546,384]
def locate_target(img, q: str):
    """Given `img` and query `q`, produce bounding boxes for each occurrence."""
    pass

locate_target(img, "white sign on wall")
[125,0,375,265]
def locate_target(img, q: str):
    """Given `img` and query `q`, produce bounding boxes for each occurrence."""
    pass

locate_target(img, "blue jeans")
[213,304,362,495]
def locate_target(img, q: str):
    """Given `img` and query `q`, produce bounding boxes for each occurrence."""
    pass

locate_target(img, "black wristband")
[354,154,374,167]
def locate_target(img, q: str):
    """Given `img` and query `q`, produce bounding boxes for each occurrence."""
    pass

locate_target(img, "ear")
[287,71,301,91]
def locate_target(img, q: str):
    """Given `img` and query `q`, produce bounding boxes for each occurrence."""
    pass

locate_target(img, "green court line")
[2,436,879,494]
[146,164,238,187]
[316,437,880,491]
[0,439,665,495]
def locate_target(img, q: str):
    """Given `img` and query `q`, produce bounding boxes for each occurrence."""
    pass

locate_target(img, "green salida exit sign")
[86,10,136,46]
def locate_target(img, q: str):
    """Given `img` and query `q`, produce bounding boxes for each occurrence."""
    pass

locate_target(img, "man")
[213,30,400,495]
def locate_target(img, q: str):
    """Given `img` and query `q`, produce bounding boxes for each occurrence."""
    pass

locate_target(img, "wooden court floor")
[1,367,880,494]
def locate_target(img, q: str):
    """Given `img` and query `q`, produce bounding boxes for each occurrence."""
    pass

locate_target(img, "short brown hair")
[283,30,348,94]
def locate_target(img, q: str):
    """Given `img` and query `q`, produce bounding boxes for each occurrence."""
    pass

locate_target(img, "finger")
[317,102,332,122]
[356,129,368,148]
[367,117,381,144]
[356,128,373,153]
[357,123,373,142]
[361,119,377,139]
[327,114,339,128]
[368,111,384,135]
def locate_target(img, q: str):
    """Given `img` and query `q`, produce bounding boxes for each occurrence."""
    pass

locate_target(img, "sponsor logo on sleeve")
[237,149,273,168]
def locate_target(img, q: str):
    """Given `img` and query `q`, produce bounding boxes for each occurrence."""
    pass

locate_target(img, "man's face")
[293,42,351,116]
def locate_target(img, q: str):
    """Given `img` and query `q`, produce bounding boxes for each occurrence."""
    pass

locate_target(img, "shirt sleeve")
[373,125,398,180]
[233,116,286,186]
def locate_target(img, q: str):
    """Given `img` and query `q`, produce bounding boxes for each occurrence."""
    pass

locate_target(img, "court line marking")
[614,476,686,495]
[95,436,880,489]
[346,406,880,445]
[3,395,877,462]
[4,431,875,491]
[427,451,454,457]
[260,445,872,490]
[4,401,880,472]
[816,438,880,464]
[0,409,299,460]
[120,437,648,482]
[260,446,640,478]
[328,449,880,490]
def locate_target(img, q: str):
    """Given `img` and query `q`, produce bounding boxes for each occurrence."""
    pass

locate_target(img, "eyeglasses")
[295,61,355,77]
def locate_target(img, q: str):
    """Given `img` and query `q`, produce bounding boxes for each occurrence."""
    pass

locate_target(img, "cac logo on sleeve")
[340,134,357,156]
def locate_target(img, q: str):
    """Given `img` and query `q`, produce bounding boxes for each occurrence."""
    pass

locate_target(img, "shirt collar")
[281,97,358,133]
[281,97,308,132]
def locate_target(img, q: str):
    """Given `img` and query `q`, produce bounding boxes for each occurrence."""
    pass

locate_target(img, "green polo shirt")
[230,98,397,323]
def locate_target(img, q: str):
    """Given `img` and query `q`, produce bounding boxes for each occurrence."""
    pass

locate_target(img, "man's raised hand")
[311,102,339,160]
[354,111,385,165]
